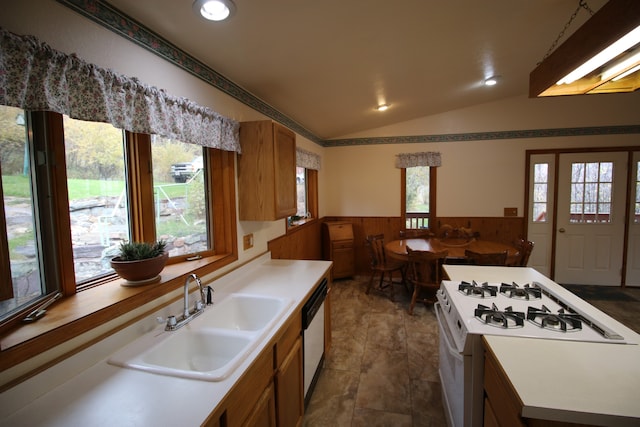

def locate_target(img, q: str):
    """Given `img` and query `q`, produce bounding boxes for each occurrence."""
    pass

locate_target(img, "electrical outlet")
[243,233,253,250]
[504,207,518,217]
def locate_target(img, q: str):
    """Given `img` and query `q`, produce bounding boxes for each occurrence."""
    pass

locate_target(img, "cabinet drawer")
[484,351,526,427]
[226,348,274,427]
[326,223,353,240]
[275,311,302,368]
[331,240,353,250]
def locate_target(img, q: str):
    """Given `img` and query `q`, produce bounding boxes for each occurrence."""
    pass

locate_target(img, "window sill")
[287,217,316,232]
[0,252,236,380]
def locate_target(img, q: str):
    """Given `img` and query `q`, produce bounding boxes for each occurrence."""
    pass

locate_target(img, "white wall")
[0,0,321,265]
[2,0,640,243]
[321,93,640,218]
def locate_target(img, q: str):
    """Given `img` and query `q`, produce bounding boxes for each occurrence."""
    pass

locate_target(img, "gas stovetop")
[437,279,627,346]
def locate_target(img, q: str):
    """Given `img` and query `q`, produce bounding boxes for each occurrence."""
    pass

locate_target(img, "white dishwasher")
[302,278,327,406]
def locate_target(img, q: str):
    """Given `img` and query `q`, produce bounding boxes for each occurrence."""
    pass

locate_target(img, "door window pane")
[0,107,44,318]
[405,166,430,229]
[532,163,548,222]
[63,116,129,284]
[569,161,613,223]
[151,137,208,256]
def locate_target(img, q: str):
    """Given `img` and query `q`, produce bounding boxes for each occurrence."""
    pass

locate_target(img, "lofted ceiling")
[104,0,607,140]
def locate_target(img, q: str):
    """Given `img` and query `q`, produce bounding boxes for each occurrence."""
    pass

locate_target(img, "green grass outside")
[2,175,193,200]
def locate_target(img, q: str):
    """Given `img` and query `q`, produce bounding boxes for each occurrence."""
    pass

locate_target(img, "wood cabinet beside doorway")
[322,222,355,279]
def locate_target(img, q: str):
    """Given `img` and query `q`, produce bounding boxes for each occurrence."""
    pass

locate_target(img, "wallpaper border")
[56,1,640,148]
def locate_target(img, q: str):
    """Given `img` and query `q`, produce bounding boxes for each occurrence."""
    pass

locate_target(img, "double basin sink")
[108,293,293,381]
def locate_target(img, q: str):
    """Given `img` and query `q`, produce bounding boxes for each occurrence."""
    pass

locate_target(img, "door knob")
[558,228,565,233]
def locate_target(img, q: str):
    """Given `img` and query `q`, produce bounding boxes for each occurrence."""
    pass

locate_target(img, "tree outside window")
[405,166,431,229]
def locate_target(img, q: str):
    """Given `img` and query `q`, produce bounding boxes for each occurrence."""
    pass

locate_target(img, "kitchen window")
[0,106,54,320]
[151,138,209,256]
[403,166,437,230]
[288,149,320,229]
[62,115,130,285]
[0,109,237,357]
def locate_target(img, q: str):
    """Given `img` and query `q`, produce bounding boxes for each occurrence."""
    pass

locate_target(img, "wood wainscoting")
[268,220,323,261]
[268,216,525,277]
[435,217,525,246]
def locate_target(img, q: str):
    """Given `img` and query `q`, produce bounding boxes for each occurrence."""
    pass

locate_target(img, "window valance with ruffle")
[296,148,321,170]
[395,151,442,168]
[0,27,240,152]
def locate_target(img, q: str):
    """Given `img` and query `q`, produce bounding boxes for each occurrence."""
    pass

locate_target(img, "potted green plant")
[110,240,168,284]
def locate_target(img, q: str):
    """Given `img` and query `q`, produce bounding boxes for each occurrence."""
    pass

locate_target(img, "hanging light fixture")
[529,0,640,97]
[193,0,236,21]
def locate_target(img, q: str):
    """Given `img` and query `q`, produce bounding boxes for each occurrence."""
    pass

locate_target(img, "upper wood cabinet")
[238,121,297,221]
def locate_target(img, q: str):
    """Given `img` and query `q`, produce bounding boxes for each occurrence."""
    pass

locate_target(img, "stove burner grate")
[475,303,525,328]
[499,282,542,300]
[458,280,497,298]
[527,305,582,332]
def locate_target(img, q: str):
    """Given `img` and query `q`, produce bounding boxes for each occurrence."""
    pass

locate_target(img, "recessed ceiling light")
[484,76,499,86]
[377,104,389,111]
[193,0,236,21]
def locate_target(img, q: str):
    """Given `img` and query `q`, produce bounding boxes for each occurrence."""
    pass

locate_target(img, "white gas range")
[435,265,636,427]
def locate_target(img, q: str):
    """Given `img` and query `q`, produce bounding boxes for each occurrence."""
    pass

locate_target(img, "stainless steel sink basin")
[108,329,255,381]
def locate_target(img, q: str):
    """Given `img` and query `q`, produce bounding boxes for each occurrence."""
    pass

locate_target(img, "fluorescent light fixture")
[529,0,640,97]
[377,104,389,111]
[613,63,640,81]
[193,0,236,21]
[557,25,640,85]
[601,49,640,81]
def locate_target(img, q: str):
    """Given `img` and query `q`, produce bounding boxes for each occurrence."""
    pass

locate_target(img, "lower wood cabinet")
[275,312,304,427]
[275,337,303,427]
[242,382,277,427]
[322,221,355,279]
[203,346,274,427]
[484,349,526,427]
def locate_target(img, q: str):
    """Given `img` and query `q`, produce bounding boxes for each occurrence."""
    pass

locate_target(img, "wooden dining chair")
[464,249,508,266]
[513,239,535,266]
[406,247,448,315]
[364,234,407,301]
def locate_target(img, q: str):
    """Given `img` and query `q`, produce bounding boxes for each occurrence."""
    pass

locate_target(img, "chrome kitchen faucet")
[163,273,208,331]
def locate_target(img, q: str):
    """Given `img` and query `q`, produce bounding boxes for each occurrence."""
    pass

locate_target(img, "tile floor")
[303,277,445,427]
[302,276,640,427]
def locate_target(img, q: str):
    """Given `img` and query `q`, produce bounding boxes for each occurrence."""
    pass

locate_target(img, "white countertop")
[485,335,640,426]
[0,255,332,427]
[445,265,640,426]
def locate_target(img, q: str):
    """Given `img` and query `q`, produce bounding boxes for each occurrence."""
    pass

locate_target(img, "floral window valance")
[395,151,442,168]
[0,27,240,152]
[296,148,321,170]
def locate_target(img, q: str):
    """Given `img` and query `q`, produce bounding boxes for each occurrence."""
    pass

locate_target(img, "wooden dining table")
[384,237,519,265]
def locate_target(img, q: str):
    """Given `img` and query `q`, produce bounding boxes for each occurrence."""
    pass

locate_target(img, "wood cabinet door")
[275,337,304,427]
[242,382,276,427]
[273,123,297,219]
[332,246,355,278]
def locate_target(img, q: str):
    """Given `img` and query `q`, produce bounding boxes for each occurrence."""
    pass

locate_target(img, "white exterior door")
[625,152,640,286]
[555,152,628,286]
[527,154,555,277]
